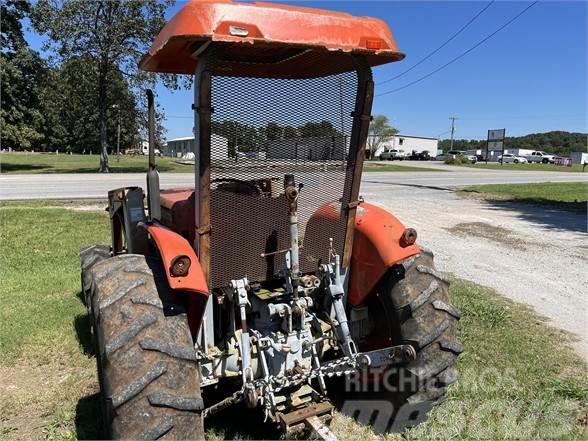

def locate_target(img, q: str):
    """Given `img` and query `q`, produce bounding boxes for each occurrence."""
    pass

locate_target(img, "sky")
[24,1,588,141]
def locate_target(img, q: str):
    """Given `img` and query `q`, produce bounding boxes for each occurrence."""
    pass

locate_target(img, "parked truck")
[525,151,556,164]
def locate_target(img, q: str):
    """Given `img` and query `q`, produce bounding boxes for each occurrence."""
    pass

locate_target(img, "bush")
[445,155,468,165]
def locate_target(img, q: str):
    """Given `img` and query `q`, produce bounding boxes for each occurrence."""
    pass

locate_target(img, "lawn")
[460,182,588,212]
[463,162,585,173]
[0,201,586,440]
[0,152,193,174]
[363,161,443,172]
[0,153,441,174]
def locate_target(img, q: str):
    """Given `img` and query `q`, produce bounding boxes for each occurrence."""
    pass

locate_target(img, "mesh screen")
[209,70,358,288]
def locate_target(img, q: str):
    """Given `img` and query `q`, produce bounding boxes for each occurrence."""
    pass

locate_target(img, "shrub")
[445,155,468,165]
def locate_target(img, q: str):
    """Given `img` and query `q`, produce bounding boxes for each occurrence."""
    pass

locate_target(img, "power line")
[376,1,539,97]
[378,1,495,86]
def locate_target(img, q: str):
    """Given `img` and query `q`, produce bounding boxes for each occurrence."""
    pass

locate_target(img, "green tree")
[32,0,172,171]
[367,115,398,159]
[0,0,47,150]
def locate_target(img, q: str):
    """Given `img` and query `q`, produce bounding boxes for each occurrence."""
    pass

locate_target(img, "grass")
[363,161,444,172]
[0,153,440,175]
[0,152,193,174]
[462,162,585,173]
[459,181,588,212]
[0,201,586,440]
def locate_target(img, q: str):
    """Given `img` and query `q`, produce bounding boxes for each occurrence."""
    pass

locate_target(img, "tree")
[32,0,172,171]
[0,0,47,150]
[367,115,398,159]
[37,56,141,153]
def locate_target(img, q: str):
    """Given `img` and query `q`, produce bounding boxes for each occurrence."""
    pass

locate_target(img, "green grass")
[0,201,586,440]
[403,279,587,441]
[460,182,588,212]
[0,153,440,174]
[0,152,193,174]
[462,162,585,172]
[363,162,444,172]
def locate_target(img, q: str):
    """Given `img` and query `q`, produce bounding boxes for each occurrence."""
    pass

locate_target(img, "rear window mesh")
[208,68,358,288]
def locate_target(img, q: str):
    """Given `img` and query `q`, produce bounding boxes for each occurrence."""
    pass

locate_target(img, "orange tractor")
[80,1,461,438]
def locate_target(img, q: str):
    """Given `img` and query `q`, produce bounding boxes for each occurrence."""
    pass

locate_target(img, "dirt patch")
[0,354,97,440]
[457,190,511,201]
[446,222,528,250]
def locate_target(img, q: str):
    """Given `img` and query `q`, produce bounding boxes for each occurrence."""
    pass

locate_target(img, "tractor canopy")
[139,0,404,78]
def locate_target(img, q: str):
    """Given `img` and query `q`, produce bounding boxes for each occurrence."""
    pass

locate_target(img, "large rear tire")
[85,254,204,440]
[80,245,110,307]
[352,250,462,432]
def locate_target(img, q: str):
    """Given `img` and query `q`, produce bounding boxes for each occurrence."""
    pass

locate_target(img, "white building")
[371,135,438,158]
[571,151,588,165]
[164,135,229,160]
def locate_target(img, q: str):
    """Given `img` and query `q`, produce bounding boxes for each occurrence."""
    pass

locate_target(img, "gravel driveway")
[362,181,588,358]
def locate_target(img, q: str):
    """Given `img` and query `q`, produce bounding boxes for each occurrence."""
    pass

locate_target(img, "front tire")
[84,254,204,440]
[355,251,462,431]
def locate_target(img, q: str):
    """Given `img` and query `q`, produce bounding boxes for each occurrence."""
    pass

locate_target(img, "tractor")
[80,1,461,439]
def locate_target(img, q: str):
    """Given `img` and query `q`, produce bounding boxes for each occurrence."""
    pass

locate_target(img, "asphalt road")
[1,166,586,200]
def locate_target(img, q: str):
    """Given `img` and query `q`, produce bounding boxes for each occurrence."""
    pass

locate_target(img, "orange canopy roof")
[139,0,404,78]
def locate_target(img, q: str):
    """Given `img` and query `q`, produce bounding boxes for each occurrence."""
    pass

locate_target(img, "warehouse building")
[371,134,439,158]
[164,135,229,160]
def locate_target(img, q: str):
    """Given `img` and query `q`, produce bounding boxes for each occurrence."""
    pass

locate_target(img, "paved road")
[1,167,586,200]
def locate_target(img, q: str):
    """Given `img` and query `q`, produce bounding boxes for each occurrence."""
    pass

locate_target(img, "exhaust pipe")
[146,89,161,221]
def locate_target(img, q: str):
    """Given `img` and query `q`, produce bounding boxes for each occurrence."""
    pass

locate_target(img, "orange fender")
[302,202,419,307]
[143,222,209,336]
[144,222,208,295]
[347,203,419,305]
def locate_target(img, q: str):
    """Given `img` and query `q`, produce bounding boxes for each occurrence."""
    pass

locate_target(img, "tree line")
[439,131,587,155]
[1,0,176,172]
[212,120,344,157]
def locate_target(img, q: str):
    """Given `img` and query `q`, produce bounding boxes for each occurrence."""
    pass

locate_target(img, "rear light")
[170,255,191,277]
[400,228,417,247]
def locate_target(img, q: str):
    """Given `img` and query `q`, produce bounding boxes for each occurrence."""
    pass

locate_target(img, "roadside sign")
[486,128,506,164]
[488,129,506,141]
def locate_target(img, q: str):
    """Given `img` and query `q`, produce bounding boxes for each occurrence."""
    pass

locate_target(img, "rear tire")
[354,251,462,432]
[87,254,204,440]
[80,245,110,307]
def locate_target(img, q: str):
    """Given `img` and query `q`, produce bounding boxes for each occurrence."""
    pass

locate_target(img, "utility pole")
[449,116,458,151]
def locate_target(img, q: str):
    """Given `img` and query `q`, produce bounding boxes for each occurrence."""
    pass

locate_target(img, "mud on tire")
[352,250,462,432]
[86,254,204,440]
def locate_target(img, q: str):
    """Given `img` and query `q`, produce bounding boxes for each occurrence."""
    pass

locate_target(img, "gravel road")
[362,181,588,358]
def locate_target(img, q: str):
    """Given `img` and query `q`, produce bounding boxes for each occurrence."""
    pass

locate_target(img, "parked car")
[525,151,556,164]
[498,153,528,164]
[379,149,406,160]
[410,150,431,161]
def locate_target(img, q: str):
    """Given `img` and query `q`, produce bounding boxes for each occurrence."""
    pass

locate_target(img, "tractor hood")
[139,0,404,78]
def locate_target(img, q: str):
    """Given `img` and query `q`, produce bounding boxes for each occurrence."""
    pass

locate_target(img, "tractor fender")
[142,222,209,297]
[347,202,419,305]
[143,222,209,336]
[302,202,419,306]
